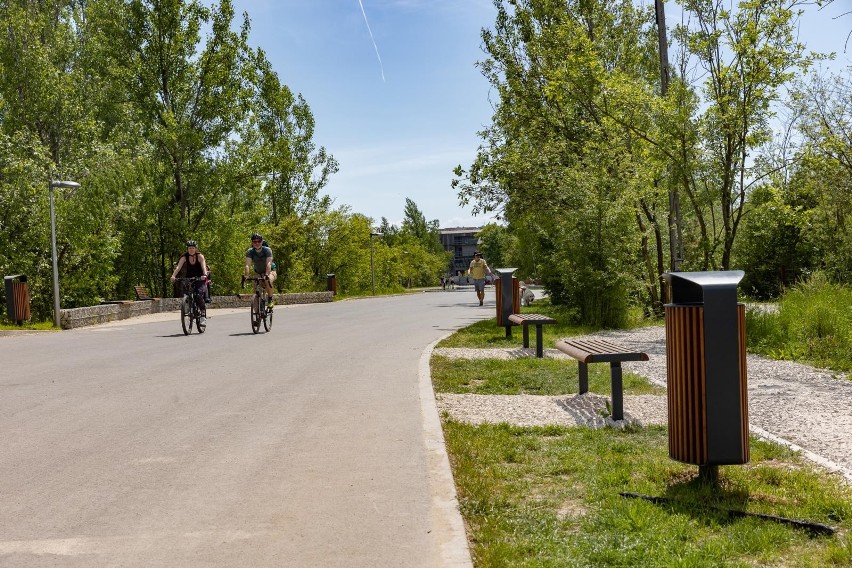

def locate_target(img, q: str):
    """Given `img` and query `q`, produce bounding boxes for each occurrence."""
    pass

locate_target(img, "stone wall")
[59,292,333,330]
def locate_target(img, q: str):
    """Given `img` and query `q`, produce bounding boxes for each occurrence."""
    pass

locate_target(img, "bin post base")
[698,465,719,485]
[505,325,512,339]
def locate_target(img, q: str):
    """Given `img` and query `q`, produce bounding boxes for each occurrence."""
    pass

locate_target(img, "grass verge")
[432,356,664,396]
[444,421,851,566]
[0,320,57,331]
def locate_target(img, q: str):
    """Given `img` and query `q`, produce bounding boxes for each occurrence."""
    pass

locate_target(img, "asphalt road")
[0,291,493,567]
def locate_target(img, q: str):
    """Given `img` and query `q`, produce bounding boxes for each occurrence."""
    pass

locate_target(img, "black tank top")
[183,252,204,277]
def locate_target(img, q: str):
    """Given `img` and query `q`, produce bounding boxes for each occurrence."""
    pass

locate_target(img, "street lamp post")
[370,232,383,295]
[49,180,80,328]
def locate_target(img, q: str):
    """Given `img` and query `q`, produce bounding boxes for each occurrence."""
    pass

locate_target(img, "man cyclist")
[244,233,276,307]
[170,240,210,322]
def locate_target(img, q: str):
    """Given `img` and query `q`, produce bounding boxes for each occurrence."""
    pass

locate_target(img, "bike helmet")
[251,233,263,242]
[186,240,197,247]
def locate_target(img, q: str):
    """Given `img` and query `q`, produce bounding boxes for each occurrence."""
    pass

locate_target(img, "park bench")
[555,338,649,421]
[508,313,557,358]
[134,285,154,301]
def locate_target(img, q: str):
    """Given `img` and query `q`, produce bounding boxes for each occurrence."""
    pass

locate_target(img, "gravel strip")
[437,393,666,429]
[435,326,852,480]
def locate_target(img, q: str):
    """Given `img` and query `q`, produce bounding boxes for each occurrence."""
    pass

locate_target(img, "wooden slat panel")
[555,338,649,363]
[12,282,30,322]
[508,314,556,325]
[667,305,708,465]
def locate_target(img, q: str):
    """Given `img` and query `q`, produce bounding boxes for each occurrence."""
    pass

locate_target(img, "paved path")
[0,291,490,567]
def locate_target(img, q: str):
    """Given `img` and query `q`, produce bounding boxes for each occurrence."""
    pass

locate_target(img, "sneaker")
[479,299,483,306]
[200,316,207,325]
[267,297,274,308]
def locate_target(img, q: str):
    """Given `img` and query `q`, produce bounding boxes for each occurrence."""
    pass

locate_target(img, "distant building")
[439,227,482,280]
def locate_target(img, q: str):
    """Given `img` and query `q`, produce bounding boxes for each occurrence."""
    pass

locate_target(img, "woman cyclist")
[171,240,210,322]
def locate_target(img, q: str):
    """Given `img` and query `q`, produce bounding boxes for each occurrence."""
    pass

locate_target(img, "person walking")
[467,251,492,306]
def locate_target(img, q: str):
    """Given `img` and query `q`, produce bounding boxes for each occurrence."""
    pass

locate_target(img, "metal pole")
[49,183,60,328]
[370,237,375,295]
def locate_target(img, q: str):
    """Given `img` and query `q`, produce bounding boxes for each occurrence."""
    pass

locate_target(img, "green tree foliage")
[789,69,852,283]
[673,0,816,271]
[0,0,422,321]
[454,0,656,326]
[455,0,820,320]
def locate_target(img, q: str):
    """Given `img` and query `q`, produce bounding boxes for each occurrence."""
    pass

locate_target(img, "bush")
[746,272,852,371]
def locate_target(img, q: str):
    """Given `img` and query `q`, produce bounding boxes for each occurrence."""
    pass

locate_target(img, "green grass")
[444,421,852,567]
[432,355,664,396]
[437,299,659,349]
[0,319,58,331]
[746,274,852,372]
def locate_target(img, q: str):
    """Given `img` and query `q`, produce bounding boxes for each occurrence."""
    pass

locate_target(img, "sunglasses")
[252,239,262,243]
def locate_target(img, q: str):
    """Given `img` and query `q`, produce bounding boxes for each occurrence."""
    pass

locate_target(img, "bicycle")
[176,276,208,335]
[242,275,274,334]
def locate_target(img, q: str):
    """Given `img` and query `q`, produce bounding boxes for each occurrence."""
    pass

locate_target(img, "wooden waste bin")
[494,269,520,335]
[663,271,749,468]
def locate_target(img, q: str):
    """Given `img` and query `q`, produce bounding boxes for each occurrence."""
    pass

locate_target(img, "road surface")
[0,291,493,567]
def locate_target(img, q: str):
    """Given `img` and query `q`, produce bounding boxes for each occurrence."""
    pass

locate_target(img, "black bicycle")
[176,276,208,335]
[242,275,273,334]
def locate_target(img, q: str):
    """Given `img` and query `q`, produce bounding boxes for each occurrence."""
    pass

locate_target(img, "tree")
[673,0,815,270]
[454,0,658,326]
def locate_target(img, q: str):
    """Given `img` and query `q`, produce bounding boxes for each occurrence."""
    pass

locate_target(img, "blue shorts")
[473,278,486,292]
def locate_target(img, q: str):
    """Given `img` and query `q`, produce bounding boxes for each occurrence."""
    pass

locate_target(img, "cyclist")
[244,233,276,307]
[170,240,210,322]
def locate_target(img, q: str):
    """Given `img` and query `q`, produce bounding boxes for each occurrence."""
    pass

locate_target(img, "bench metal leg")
[610,362,623,421]
[578,362,589,394]
[522,324,529,348]
[535,325,544,358]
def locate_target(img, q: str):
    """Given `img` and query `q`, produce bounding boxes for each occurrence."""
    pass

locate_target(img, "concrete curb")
[419,334,474,567]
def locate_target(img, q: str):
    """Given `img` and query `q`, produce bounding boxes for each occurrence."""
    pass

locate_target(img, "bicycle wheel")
[250,295,261,334]
[180,295,193,335]
[263,301,273,332]
[196,300,206,334]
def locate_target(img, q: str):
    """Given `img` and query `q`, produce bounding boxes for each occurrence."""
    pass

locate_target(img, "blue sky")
[230,0,851,229]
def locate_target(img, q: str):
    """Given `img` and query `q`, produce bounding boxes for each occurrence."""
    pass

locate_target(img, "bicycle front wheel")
[196,302,206,334]
[263,303,273,332]
[251,295,261,334]
[181,295,193,335]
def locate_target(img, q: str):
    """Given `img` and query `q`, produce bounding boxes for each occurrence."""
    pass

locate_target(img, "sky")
[229,0,852,230]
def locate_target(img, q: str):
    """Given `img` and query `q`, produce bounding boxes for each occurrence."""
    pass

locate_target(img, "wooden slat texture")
[134,285,153,301]
[508,314,556,325]
[11,282,30,322]
[555,338,649,363]
[495,278,521,326]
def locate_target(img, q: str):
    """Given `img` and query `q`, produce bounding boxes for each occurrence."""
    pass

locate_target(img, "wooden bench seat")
[507,313,557,358]
[134,285,154,301]
[555,338,649,421]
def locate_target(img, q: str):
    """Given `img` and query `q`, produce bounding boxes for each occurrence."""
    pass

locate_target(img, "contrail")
[357,0,386,82]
